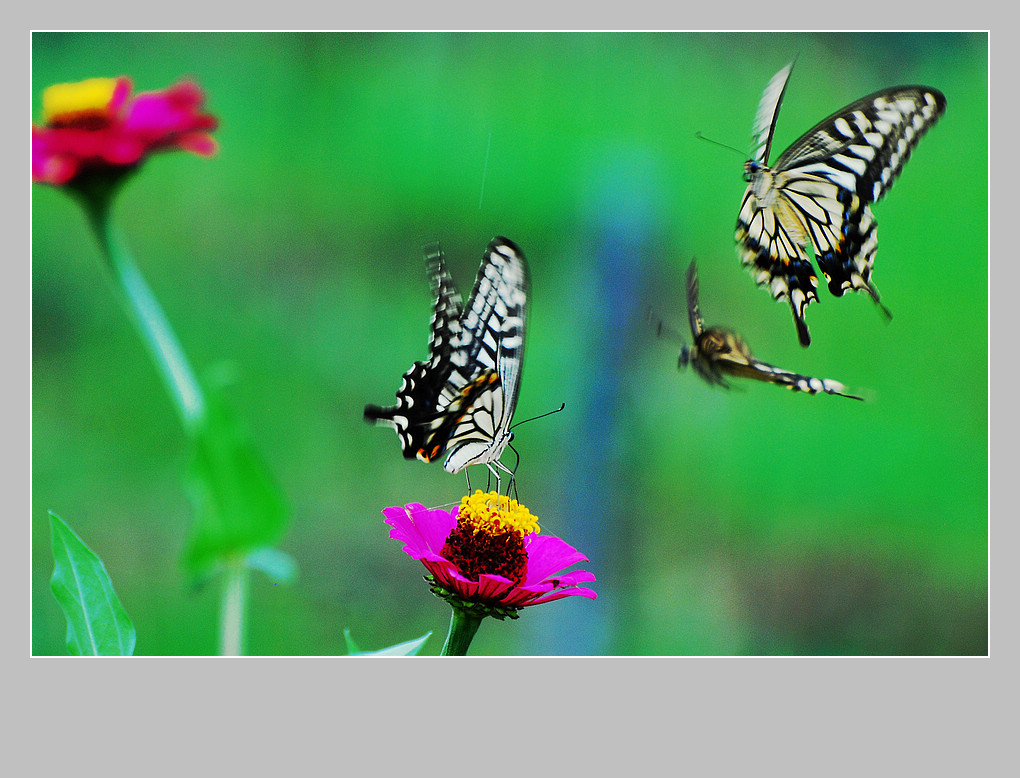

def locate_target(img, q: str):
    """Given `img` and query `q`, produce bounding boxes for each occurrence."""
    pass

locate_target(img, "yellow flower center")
[457,490,540,537]
[439,491,540,585]
[42,78,120,126]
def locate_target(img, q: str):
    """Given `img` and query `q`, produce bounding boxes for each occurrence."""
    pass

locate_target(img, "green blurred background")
[31,32,987,655]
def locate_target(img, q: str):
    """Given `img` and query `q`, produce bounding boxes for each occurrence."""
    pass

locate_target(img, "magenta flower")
[32,76,218,187]
[384,491,597,620]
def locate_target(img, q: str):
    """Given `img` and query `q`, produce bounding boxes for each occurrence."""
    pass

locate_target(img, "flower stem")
[219,556,248,656]
[78,190,247,655]
[81,195,206,433]
[440,607,485,656]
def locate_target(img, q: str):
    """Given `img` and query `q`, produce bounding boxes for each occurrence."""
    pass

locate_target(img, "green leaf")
[183,372,289,577]
[346,632,432,656]
[49,512,136,656]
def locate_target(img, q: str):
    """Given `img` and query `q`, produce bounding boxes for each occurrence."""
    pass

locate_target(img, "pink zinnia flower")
[384,491,597,617]
[32,76,218,187]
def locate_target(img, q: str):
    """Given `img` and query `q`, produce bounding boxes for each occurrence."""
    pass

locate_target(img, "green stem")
[78,189,247,655]
[440,607,485,656]
[219,556,248,656]
[81,195,206,433]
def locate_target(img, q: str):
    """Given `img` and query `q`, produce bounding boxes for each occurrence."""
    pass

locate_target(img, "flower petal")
[124,81,218,138]
[521,533,590,583]
[175,132,218,157]
[524,586,599,605]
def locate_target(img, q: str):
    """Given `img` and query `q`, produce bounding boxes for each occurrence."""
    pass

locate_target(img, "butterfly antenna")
[508,402,566,432]
[694,131,747,159]
[653,316,685,344]
[647,306,666,336]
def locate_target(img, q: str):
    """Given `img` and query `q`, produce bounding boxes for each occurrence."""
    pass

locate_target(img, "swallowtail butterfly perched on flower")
[736,61,946,346]
[677,259,862,399]
[364,237,529,486]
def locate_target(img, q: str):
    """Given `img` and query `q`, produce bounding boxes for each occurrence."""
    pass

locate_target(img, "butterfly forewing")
[737,62,945,346]
[750,61,794,165]
[440,238,528,474]
[685,258,705,339]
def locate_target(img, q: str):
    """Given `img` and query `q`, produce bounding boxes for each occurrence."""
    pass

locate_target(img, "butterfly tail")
[789,295,812,347]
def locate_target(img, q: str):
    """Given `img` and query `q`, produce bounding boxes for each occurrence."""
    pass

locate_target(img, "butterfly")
[364,236,529,487]
[736,61,946,346]
[676,258,862,399]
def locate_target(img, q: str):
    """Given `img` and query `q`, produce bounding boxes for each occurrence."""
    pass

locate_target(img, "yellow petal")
[43,78,119,124]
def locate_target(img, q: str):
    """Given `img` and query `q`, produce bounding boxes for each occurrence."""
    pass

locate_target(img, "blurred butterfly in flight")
[674,258,862,400]
[736,61,946,346]
[364,237,528,491]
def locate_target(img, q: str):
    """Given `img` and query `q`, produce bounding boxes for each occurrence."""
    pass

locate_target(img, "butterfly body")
[364,237,529,478]
[680,259,862,400]
[736,62,946,346]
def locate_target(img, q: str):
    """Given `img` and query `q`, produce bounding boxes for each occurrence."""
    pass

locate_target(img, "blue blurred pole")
[524,147,662,655]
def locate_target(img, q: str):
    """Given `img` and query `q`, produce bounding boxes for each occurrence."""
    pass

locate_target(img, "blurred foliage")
[31,32,988,655]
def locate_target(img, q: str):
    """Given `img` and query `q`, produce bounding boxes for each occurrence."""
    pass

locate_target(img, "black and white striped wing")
[363,243,464,460]
[737,62,946,346]
[440,237,528,474]
[423,241,465,362]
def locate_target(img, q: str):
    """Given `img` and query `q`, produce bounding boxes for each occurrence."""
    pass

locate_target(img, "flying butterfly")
[364,237,529,488]
[736,61,946,346]
[675,258,862,399]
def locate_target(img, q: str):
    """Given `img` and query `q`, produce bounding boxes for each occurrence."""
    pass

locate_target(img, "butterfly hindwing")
[423,241,465,362]
[737,62,946,346]
[362,243,463,459]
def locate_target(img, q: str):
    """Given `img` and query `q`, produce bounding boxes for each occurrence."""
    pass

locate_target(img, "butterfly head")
[743,160,763,182]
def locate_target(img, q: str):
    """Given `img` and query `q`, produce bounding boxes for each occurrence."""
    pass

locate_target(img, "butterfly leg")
[485,459,519,503]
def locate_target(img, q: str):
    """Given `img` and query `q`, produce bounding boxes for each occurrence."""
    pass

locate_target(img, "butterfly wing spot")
[417,444,442,463]
[833,117,854,137]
